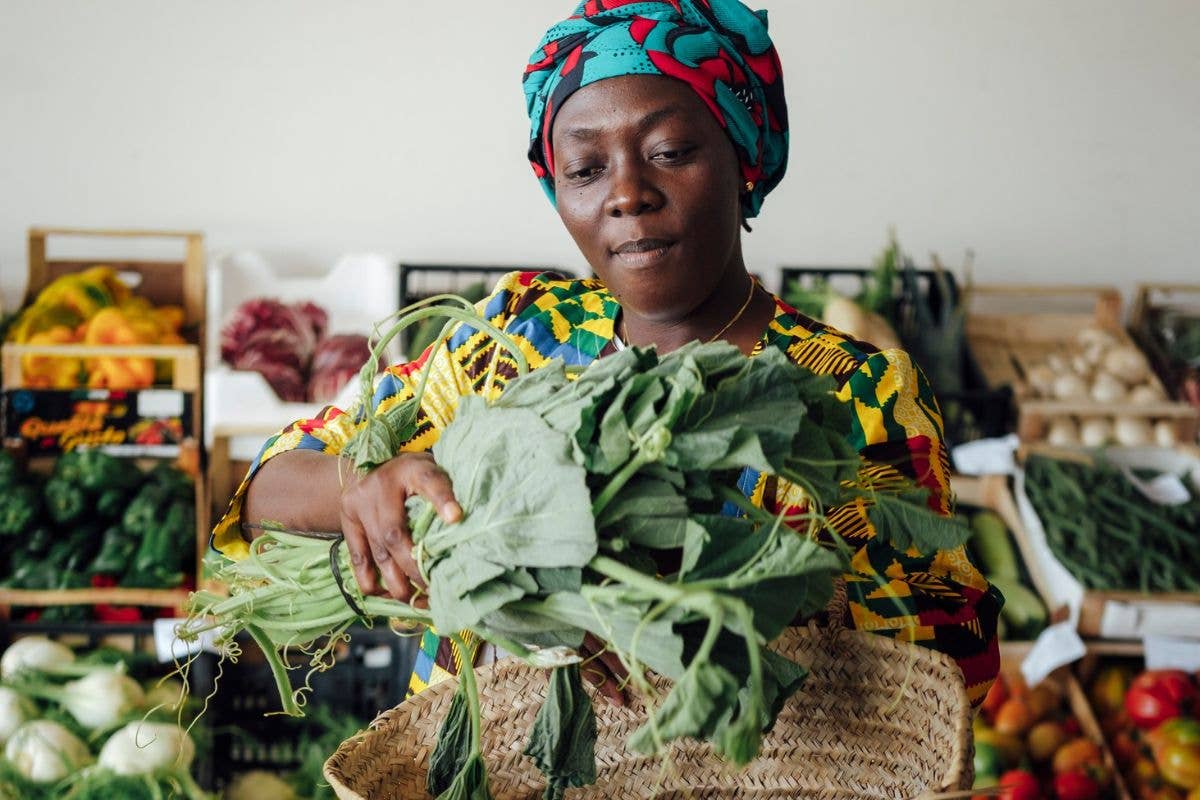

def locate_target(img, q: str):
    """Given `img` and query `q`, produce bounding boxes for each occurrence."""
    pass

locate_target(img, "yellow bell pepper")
[20,325,85,388]
[6,303,83,343]
[83,307,155,389]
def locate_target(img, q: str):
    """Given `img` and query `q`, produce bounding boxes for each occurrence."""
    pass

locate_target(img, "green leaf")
[595,479,690,550]
[523,664,597,799]
[865,490,971,554]
[427,684,474,796]
[424,397,597,568]
[435,752,493,800]
[627,661,739,754]
[532,592,686,680]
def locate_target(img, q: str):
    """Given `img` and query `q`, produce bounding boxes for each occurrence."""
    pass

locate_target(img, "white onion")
[1153,420,1177,448]
[1113,416,1153,446]
[1129,384,1165,405]
[1080,418,1113,448]
[1053,373,1089,400]
[1102,346,1148,384]
[1046,418,1080,447]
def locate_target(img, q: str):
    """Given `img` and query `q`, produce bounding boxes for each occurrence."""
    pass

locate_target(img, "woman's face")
[550,74,745,322]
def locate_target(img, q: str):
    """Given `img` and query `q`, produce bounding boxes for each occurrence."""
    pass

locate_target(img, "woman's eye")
[565,164,602,181]
[652,145,695,162]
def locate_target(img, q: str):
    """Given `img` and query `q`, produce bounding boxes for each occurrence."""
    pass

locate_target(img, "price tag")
[1145,635,1200,672]
[1021,621,1086,688]
[137,389,185,418]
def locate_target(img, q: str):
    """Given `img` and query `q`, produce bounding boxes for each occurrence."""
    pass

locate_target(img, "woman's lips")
[612,241,675,268]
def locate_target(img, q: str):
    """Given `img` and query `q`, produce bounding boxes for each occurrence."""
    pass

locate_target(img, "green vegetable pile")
[182,296,969,800]
[1024,454,1200,592]
[0,450,194,617]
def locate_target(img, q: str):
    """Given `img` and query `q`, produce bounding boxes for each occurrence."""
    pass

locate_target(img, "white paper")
[1120,465,1191,506]
[951,434,1019,476]
[153,617,217,663]
[1021,621,1086,688]
[1144,635,1200,672]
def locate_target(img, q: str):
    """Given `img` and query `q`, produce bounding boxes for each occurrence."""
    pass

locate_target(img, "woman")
[214,0,1001,710]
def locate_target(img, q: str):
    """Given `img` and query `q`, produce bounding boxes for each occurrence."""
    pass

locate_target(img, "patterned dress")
[211,271,1003,707]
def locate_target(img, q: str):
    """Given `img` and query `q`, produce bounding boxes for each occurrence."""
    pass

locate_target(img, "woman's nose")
[604,161,664,217]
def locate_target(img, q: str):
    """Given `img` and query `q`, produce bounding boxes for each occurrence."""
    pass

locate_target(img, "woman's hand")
[578,632,629,706]
[339,451,462,602]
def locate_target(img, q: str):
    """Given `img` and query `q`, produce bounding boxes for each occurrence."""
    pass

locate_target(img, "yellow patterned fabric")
[212,271,1001,706]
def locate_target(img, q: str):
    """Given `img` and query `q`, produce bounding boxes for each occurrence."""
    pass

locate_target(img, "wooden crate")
[0,227,208,619]
[966,284,1198,445]
[1130,283,1200,414]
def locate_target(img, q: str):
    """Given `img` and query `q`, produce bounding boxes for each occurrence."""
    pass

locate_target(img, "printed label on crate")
[2,387,193,456]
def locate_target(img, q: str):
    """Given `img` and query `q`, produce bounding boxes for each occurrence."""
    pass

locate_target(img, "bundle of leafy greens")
[181,295,968,800]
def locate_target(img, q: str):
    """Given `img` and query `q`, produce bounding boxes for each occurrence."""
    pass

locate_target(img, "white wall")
[2,1,1198,312]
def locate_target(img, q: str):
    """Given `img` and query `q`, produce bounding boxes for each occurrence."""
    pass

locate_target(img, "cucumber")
[969,510,1019,580]
[988,574,1047,639]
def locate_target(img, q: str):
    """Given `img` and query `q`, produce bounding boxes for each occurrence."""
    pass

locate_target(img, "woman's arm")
[243,448,461,601]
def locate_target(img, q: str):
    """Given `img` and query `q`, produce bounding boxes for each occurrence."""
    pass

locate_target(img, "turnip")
[0,687,35,745]
[19,668,145,731]
[226,770,297,800]
[4,720,90,783]
[0,636,76,680]
[97,721,194,775]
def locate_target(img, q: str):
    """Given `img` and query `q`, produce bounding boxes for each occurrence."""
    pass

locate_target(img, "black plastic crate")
[777,266,1013,447]
[188,623,417,792]
[397,263,571,353]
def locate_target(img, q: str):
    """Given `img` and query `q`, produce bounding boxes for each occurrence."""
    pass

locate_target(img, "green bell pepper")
[73,449,141,492]
[0,484,42,536]
[44,478,86,525]
[89,525,138,577]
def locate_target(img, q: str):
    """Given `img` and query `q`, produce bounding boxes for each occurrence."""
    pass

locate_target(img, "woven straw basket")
[324,617,973,800]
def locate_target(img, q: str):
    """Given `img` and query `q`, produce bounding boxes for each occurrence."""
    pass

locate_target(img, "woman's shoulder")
[764,293,884,383]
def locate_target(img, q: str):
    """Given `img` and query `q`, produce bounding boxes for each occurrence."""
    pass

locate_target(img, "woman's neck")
[619,269,775,356]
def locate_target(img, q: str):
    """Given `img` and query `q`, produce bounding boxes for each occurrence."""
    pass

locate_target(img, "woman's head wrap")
[523,0,788,219]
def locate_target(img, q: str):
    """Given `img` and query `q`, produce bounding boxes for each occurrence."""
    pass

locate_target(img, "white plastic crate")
[204,250,400,459]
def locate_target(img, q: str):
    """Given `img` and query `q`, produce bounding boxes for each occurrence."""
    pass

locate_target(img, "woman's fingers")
[405,455,462,523]
[341,511,380,597]
[580,633,628,707]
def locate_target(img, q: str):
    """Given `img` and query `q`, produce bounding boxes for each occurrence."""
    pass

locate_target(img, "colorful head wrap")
[523,0,788,219]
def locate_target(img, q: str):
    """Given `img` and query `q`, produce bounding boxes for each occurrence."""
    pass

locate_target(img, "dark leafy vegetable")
[523,664,596,800]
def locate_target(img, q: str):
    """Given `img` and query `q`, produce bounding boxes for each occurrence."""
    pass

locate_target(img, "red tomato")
[998,769,1041,800]
[1053,738,1104,774]
[1126,671,1198,730]
[1054,770,1101,800]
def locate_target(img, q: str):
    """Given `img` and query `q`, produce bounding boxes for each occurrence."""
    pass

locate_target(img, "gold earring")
[744,180,755,193]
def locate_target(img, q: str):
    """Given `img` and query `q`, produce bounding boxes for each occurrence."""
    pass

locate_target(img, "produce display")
[960,505,1048,641]
[974,669,1117,798]
[0,449,196,619]
[1088,664,1200,797]
[0,635,207,799]
[1024,454,1200,592]
[181,293,969,800]
[3,266,187,389]
[1021,326,1180,448]
[219,297,374,403]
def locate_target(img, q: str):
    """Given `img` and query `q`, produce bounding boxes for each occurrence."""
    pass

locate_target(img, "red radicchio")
[308,334,376,403]
[220,298,321,368]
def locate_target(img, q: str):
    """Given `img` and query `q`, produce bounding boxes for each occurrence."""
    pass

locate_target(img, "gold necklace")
[620,277,759,345]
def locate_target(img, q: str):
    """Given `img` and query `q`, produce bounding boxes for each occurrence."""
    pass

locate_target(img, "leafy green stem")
[450,634,484,756]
